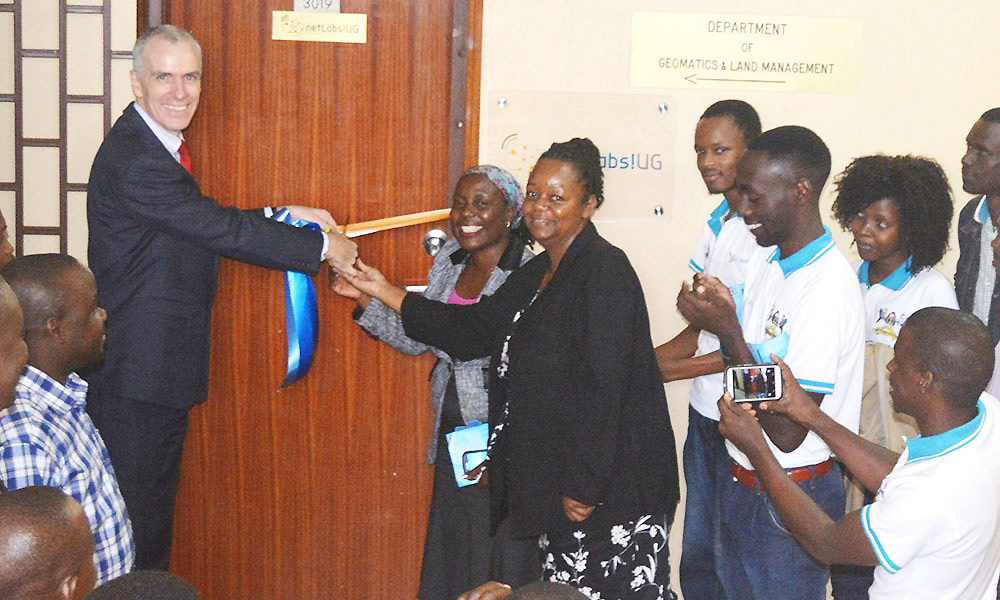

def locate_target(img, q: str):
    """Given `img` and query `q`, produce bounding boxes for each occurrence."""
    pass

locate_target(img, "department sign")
[631,12,863,93]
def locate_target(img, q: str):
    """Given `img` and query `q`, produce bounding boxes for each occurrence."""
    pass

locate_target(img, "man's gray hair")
[132,24,202,75]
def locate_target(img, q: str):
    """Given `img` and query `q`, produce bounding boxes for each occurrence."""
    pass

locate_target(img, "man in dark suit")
[85,24,358,570]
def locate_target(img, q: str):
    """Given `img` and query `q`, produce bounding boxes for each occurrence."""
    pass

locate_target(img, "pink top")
[447,289,479,306]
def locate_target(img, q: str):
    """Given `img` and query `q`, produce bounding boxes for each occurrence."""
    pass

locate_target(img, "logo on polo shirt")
[875,307,906,341]
[726,250,749,265]
[765,307,788,338]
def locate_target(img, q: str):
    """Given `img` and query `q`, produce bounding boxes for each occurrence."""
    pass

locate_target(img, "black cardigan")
[401,223,679,537]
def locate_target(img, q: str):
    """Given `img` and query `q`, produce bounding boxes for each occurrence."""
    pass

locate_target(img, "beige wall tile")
[23,234,60,255]
[0,103,12,182]
[67,103,103,184]
[23,146,59,227]
[111,58,134,117]
[0,13,12,95]
[67,190,88,264]
[0,192,14,228]
[67,13,104,96]
[22,58,59,140]
[110,0,137,53]
[22,0,59,50]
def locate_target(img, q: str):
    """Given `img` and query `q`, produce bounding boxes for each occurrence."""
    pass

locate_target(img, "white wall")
[479,1,1000,595]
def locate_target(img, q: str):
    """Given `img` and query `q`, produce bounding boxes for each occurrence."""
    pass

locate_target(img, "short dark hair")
[86,571,201,600]
[0,254,83,336]
[509,581,590,600]
[832,155,953,273]
[980,107,1000,124]
[538,138,605,208]
[904,307,994,409]
[701,99,762,141]
[747,125,832,195]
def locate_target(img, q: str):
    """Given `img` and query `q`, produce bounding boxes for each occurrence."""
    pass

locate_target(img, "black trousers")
[87,392,189,571]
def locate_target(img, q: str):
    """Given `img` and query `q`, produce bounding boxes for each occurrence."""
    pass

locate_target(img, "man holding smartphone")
[678,126,865,599]
[719,308,1000,599]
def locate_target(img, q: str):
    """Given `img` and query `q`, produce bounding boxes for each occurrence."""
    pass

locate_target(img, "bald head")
[903,307,994,409]
[0,486,96,600]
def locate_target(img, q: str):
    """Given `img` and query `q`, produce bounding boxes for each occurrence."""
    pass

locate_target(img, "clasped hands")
[675,273,739,335]
[278,205,360,275]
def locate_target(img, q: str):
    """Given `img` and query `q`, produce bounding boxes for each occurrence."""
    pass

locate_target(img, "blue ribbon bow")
[270,208,321,387]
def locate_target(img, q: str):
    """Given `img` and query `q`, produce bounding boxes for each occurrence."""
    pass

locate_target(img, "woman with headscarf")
[332,165,537,599]
[338,139,679,600]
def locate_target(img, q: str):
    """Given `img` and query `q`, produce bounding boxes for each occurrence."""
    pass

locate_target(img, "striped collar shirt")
[0,366,135,583]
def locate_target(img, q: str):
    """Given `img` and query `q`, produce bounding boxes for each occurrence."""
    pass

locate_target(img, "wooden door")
[159,2,459,597]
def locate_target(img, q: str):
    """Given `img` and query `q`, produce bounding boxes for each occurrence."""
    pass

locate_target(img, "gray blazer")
[355,237,532,462]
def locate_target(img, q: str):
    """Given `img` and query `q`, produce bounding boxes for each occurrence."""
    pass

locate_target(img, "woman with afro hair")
[829,154,958,599]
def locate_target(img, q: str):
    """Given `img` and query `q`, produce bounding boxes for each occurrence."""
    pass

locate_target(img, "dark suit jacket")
[86,103,324,410]
[401,223,680,538]
[956,196,1000,343]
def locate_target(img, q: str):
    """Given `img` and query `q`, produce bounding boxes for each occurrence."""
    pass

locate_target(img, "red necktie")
[178,141,193,173]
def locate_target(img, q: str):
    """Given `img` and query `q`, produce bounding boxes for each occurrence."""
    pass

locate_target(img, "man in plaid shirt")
[0,254,134,583]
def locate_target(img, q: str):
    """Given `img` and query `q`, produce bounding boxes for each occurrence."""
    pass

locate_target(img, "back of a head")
[747,125,832,194]
[509,581,590,600]
[0,254,83,337]
[904,307,994,408]
[701,99,762,141]
[0,486,95,599]
[86,572,200,600]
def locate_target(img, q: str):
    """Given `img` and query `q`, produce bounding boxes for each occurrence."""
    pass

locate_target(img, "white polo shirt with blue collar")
[862,392,1000,599]
[726,227,865,469]
[689,197,733,274]
[857,258,958,347]
[688,214,762,419]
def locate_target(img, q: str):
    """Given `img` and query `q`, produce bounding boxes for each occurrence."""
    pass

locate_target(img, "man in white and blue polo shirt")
[719,307,1000,599]
[678,125,864,599]
[656,99,762,599]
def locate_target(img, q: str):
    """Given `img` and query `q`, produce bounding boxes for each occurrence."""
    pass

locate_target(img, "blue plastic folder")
[446,421,489,487]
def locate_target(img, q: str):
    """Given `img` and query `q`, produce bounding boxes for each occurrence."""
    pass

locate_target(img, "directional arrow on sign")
[684,73,787,85]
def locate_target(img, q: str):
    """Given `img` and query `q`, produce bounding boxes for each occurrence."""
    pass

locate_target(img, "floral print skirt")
[539,513,677,600]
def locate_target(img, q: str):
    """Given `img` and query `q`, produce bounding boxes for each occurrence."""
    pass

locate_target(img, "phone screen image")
[726,364,782,402]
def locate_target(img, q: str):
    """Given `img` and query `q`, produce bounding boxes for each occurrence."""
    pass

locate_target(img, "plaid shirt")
[0,366,135,583]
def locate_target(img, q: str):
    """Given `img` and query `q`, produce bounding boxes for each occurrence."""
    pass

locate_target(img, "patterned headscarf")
[463,165,525,228]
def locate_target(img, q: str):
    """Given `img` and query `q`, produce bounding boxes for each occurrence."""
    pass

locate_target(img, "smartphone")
[725,363,782,403]
[462,449,488,475]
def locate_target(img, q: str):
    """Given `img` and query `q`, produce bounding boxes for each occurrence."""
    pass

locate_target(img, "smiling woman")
[828,154,957,597]
[332,164,537,599]
[337,138,680,600]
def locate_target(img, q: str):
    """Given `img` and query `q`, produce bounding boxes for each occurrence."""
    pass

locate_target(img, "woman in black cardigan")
[339,138,679,600]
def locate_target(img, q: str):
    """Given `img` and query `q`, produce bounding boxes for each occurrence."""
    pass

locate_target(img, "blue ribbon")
[270,209,320,387]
